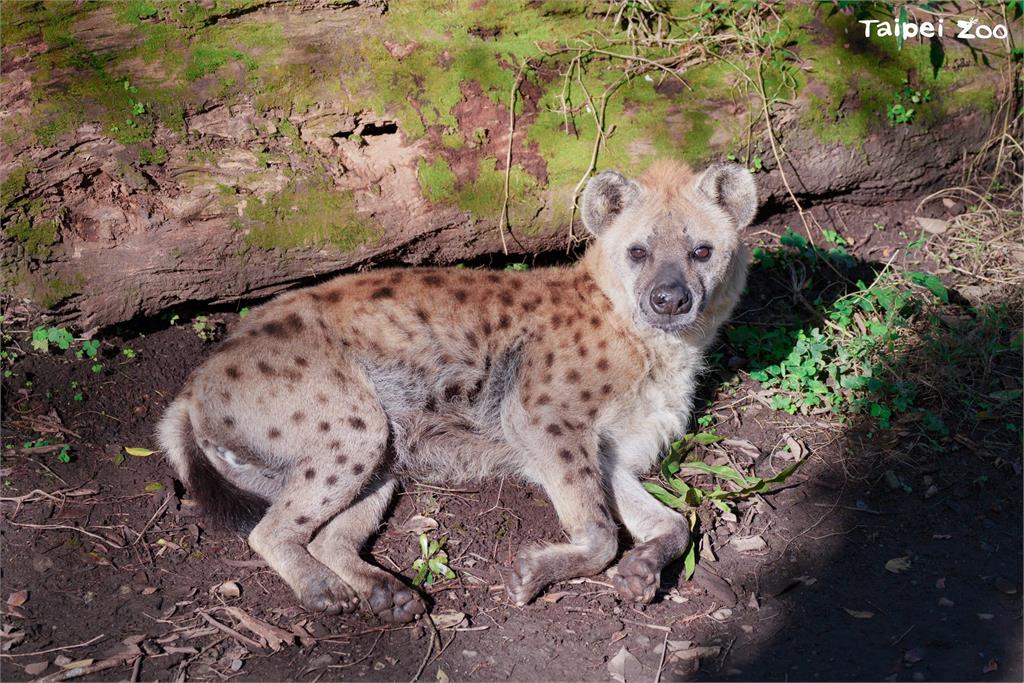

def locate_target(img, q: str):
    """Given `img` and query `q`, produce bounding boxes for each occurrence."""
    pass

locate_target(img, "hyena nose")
[650,282,692,316]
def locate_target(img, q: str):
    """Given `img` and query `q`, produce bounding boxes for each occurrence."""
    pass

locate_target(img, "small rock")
[710,607,733,621]
[730,535,767,553]
[32,556,54,573]
[24,661,48,676]
[938,597,954,607]
[461,650,477,658]
[915,216,949,234]
[307,654,335,669]
[994,577,1018,595]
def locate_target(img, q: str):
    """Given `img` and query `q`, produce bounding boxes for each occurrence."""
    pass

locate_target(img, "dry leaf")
[843,608,874,619]
[541,592,569,604]
[776,436,805,461]
[730,535,767,553]
[124,447,156,457]
[607,646,642,683]
[218,581,242,598]
[916,216,949,234]
[885,556,912,574]
[219,606,295,652]
[436,669,450,683]
[722,438,760,461]
[667,641,721,663]
[6,590,28,607]
[0,626,25,652]
[24,661,48,676]
[400,515,438,535]
[61,658,94,669]
[430,610,467,630]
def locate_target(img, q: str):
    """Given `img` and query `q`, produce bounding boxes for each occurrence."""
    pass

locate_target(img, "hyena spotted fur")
[158,159,757,623]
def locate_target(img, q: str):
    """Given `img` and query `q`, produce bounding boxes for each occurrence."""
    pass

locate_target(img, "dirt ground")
[1,201,1021,682]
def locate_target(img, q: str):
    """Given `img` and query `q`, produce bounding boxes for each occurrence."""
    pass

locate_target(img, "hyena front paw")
[507,549,548,606]
[296,570,360,615]
[368,580,426,623]
[613,545,661,604]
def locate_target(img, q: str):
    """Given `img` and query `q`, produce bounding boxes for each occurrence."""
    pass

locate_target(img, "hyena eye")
[628,246,648,262]
[692,245,713,261]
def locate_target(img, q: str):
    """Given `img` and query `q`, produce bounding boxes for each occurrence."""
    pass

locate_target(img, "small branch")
[499,59,531,255]
[6,520,123,549]
[0,634,106,658]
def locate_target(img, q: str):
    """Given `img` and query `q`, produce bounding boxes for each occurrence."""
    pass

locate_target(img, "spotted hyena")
[158,159,757,623]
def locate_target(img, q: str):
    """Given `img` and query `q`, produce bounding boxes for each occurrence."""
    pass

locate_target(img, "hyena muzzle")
[157,159,757,623]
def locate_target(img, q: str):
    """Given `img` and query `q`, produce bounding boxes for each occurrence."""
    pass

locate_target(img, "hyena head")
[582,159,757,333]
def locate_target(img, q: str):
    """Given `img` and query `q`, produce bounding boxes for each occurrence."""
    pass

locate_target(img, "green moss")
[441,130,465,150]
[417,157,457,202]
[797,10,990,146]
[13,219,59,259]
[277,119,303,151]
[41,280,76,308]
[349,0,600,140]
[244,180,382,251]
[139,146,168,165]
[114,1,158,25]
[0,0,99,46]
[186,45,253,81]
[1,165,29,213]
[456,157,540,220]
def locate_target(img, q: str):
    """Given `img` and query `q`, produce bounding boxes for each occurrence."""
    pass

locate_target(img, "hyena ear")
[581,170,640,237]
[696,163,758,228]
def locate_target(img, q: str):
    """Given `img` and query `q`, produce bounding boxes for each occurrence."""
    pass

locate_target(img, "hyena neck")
[579,245,639,328]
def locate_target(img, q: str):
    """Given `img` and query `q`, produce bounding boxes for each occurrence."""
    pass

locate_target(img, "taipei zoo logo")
[859,15,1009,41]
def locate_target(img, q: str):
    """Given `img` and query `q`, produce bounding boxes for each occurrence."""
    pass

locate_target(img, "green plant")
[887,80,932,124]
[644,431,804,578]
[75,339,100,359]
[22,438,72,464]
[31,326,73,353]
[192,315,226,342]
[122,347,137,360]
[411,533,455,587]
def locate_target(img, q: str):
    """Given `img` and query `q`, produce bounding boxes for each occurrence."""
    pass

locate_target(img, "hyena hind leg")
[308,477,427,624]
[507,441,618,606]
[247,401,391,615]
[608,469,692,604]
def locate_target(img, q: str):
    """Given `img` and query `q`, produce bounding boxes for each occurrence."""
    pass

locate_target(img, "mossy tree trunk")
[0,0,1012,328]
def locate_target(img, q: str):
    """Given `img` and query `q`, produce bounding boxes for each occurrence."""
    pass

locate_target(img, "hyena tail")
[157,398,268,533]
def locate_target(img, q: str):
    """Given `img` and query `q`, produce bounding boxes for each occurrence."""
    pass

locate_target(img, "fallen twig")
[197,612,265,653]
